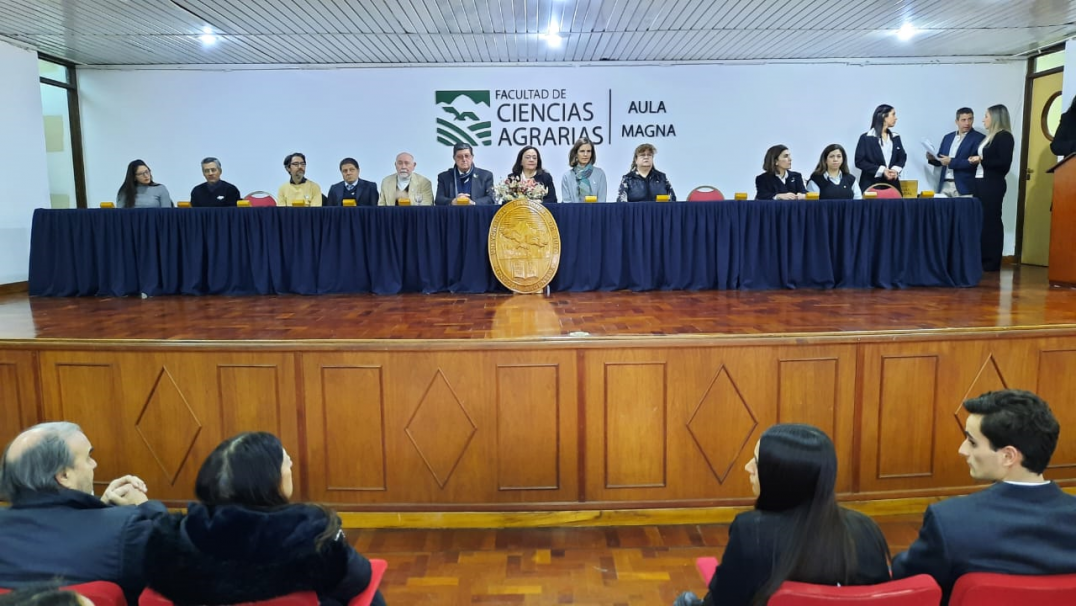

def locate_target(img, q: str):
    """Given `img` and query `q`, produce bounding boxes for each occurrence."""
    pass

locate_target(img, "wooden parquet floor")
[346,516,925,605]
[4,266,1076,342]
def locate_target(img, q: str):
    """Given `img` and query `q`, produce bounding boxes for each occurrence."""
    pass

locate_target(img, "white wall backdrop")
[79,60,1025,254]
[0,39,50,284]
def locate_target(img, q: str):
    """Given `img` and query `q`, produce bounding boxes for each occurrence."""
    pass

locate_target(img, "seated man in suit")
[326,157,378,206]
[435,142,495,205]
[893,389,1076,603]
[190,157,241,207]
[379,152,435,206]
[0,422,168,602]
[926,107,985,197]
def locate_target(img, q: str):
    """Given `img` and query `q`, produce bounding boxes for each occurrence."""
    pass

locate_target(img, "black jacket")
[1051,106,1076,157]
[893,482,1076,604]
[703,507,890,606]
[616,168,676,202]
[854,131,907,192]
[326,179,379,207]
[0,489,168,603]
[754,171,806,200]
[145,503,381,606]
[434,167,496,205]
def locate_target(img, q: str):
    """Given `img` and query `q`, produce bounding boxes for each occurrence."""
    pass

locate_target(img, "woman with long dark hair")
[674,424,890,606]
[854,104,907,193]
[969,104,1015,272]
[808,144,861,199]
[116,160,172,208]
[507,145,558,203]
[144,432,385,606]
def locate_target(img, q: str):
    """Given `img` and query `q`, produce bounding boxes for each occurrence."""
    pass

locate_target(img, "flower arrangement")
[494,176,548,203]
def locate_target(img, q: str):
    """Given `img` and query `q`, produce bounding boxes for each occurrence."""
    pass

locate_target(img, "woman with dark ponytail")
[675,424,890,606]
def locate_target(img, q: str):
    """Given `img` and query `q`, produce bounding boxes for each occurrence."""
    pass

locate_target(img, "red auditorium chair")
[948,572,1076,606]
[695,558,941,605]
[864,183,902,199]
[0,581,126,606]
[244,190,277,206]
[687,186,726,201]
[138,560,386,606]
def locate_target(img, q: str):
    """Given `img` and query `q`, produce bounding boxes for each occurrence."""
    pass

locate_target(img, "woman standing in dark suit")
[508,146,558,203]
[969,104,1015,271]
[673,424,891,606]
[754,145,807,200]
[854,104,907,193]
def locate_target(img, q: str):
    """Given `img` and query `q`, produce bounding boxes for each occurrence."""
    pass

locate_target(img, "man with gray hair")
[0,422,167,600]
[190,157,241,207]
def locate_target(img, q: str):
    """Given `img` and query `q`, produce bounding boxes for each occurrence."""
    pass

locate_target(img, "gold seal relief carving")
[488,198,561,294]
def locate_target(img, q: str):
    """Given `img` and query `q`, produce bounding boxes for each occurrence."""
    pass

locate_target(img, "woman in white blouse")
[807,144,861,199]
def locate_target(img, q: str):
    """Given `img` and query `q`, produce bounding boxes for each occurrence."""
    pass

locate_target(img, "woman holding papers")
[807,144,861,199]
[755,145,807,200]
[854,104,907,193]
[969,104,1015,272]
[560,137,608,202]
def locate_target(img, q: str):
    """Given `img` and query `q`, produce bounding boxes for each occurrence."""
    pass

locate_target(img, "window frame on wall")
[39,55,87,209]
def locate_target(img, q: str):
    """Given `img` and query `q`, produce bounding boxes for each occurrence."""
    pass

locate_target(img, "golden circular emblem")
[488,198,561,294]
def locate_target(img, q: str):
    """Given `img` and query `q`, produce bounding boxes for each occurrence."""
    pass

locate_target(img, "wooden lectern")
[1048,154,1076,285]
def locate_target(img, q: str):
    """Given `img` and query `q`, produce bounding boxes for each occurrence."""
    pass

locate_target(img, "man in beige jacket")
[378,152,435,206]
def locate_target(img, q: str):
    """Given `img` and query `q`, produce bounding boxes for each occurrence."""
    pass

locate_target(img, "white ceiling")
[2,0,1075,65]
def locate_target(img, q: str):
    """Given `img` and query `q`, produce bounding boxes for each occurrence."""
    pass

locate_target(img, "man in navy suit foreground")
[893,389,1076,603]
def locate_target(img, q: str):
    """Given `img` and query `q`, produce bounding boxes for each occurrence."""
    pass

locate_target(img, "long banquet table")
[28,198,983,296]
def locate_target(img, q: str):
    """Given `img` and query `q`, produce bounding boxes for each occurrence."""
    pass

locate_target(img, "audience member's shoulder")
[838,507,881,531]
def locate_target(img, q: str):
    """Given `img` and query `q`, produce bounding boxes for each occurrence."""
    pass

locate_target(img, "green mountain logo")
[435,90,492,147]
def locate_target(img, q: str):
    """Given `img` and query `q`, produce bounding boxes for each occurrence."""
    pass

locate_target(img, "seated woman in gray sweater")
[117,159,173,208]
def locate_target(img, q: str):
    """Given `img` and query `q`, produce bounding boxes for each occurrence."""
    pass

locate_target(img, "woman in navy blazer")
[969,104,1015,272]
[854,104,907,193]
[754,145,807,200]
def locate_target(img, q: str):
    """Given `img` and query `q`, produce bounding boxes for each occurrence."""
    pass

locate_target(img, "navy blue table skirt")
[28,199,983,296]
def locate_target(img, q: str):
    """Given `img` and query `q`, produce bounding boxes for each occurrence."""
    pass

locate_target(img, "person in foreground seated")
[378,152,434,206]
[0,422,167,602]
[617,143,676,202]
[507,146,558,203]
[892,389,1076,603]
[277,152,323,206]
[117,159,173,208]
[435,142,495,205]
[145,431,386,606]
[560,136,608,202]
[808,144,861,199]
[854,103,907,193]
[190,156,241,207]
[755,145,807,200]
[326,157,378,206]
[674,424,890,606]
[926,107,984,197]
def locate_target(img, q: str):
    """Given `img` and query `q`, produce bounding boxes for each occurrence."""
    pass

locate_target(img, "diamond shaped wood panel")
[406,369,477,488]
[135,367,202,485]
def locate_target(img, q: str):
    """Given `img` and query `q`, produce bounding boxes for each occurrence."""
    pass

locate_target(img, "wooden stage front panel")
[4,267,1076,510]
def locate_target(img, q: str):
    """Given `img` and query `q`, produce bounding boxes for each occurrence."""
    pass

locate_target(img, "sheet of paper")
[921,138,939,157]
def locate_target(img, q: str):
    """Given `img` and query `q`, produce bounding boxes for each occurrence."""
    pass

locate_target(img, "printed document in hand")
[921,138,939,157]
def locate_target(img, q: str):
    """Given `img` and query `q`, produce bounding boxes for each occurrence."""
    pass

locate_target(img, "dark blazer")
[979,131,1015,183]
[0,489,168,603]
[190,180,241,207]
[893,482,1076,604]
[702,508,891,606]
[508,171,558,203]
[928,130,986,194]
[145,503,383,606]
[1052,107,1076,157]
[435,166,496,205]
[754,171,807,200]
[326,178,378,207]
[854,131,908,192]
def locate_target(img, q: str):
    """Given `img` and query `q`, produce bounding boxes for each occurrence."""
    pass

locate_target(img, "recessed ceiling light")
[199,33,218,45]
[541,19,563,47]
[897,23,917,41]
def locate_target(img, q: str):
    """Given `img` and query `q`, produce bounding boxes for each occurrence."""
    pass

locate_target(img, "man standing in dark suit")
[0,422,168,602]
[892,389,1076,603]
[926,108,985,197]
[326,157,378,206]
[435,142,495,205]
